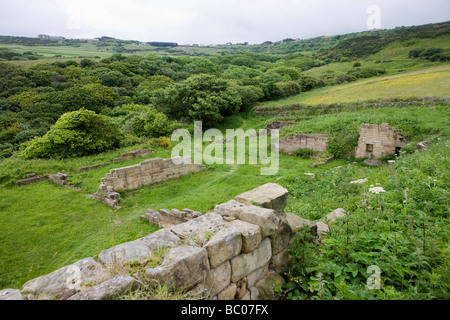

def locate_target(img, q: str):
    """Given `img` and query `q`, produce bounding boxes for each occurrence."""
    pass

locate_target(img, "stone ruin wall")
[78,149,152,173]
[5,183,342,301]
[354,123,407,159]
[264,121,299,136]
[94,157,206,209]
[279,134,329,153]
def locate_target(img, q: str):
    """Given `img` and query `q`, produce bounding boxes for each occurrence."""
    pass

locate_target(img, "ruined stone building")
[354,123,407,159]
[279,134,329,153]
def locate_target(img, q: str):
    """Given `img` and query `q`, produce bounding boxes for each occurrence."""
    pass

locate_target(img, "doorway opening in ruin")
[366,144,374,153]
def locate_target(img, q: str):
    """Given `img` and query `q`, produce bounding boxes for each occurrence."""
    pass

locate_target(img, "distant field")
[1,41,225,67]
[260,64,450,107]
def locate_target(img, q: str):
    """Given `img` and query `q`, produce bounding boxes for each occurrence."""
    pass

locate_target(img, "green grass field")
[1,101,449,290]
[0,27,449,298]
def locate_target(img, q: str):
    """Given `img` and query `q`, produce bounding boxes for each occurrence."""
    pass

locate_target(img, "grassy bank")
[260,65,450,107]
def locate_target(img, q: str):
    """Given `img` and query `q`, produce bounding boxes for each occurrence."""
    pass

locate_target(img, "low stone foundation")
[16,173,69,187]
[9,183,323,301]
[94,157,206,208]
[264,121,299,136]
[48,173,69,186]
[77,149,152,173]
[113,149,152,163]
[279,134,329,153]
[16,174,48,186]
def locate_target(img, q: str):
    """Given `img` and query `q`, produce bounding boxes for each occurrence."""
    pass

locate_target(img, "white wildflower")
[350,178,368,184]
[388,160,396,163]
[304,173,314,176]
[369,187,386,194]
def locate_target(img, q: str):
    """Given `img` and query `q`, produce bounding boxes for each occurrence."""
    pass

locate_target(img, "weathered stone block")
[286,212,318,237]
[247,263,269,287]
[270,249,292,274]
[205,261,231,297]
[204,227,242,268]
[48,173,69,186]
[217,283,237,300]
[255,272,285,300]
[249,286,260,300]
[0,289,23,300]
[68,275,139,300]
[269,217,293,255]
[98,229,181,266]
[145,246,209,292]
[316,221,330,235]
[170,212,226,244]
[230,238,272,282]
[235,183,289,215]
[233,205,282,238]
[325,208,346,225]
[22,258,108,300]
[214,200,246,218]
[229,220,262,253]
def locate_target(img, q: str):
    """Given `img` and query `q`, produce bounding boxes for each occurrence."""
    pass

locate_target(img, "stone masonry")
[94,157,206,208]
[279,134,329,153]
[354,123,407,159]
[6,183,320,301]
[141,208,203,228]
[264,121,298,136]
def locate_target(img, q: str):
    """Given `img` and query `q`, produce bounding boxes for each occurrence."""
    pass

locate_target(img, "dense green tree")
[21,108,122,159]
[45,83,118,113]
[270,66,302,81]
[7,90,42,111]
[99,70,128,87]
[153,74,243,127]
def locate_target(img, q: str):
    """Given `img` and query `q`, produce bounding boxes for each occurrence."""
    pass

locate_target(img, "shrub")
[276,81,302,98]
[327,131,360,159]
[21,109,123,159]
[154,137,172,148]
[419,47,443,60]
[292,148,319,158]
[132,109,183,138]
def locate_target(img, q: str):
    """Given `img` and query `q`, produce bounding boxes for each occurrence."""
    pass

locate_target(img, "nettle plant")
[284,141,449,300]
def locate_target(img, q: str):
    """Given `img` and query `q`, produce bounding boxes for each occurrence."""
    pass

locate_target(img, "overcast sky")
[0,0,449,44]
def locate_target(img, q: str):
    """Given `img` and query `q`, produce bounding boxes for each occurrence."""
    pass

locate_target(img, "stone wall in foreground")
[5,183,322,301]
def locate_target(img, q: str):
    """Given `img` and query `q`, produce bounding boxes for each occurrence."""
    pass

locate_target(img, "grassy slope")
[304,34,450,78]
[1,27,449,294]
[260,64,450,107]
[1,102,449,289]
[0,140,315,288]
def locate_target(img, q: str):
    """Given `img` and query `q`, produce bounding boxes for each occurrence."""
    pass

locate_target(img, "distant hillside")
[1,21,449,61]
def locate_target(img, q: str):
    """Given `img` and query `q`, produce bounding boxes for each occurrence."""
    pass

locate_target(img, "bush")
[419,47,443,60]
[327,131,360,159]
[276,81,302,98]
[292,148,318,158]
[21,109,123,159]
[132,109,183,138]
[155,137,172,148]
